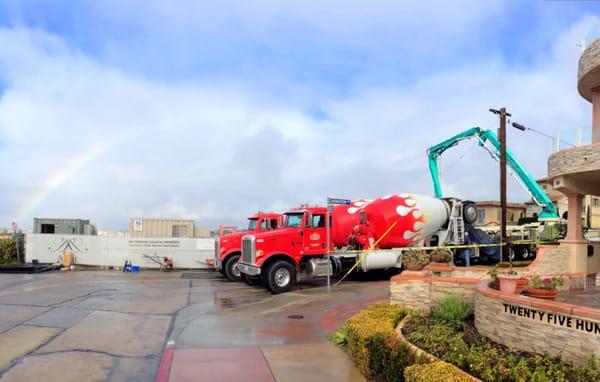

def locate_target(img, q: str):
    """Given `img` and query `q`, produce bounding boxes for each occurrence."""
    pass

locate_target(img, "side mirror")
[305,213,312,228]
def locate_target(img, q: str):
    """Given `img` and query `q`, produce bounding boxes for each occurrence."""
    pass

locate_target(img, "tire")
[224,254,242,282]
[462,202,478,224]
[513,246,528,260]
[241,273,263,287]
[521,246,536,261]
[264,260,296,294]
[504,248,516,262]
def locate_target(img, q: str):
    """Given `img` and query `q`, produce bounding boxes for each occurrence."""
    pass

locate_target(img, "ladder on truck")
[449,201,465,245]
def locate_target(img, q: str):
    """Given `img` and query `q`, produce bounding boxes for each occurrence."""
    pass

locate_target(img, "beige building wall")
[193,227,211,238]
[129,218,196,238]
[538,178,600,228]
[585,196,600,229]
[475,203,526,226]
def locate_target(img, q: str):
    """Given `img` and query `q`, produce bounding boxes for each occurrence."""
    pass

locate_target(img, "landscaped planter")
[491,277,527,292]
[523,287,558,300]
[396,315,480,381]
[497,274,519,293]
[400,249,430,271]
[430,249,452,263]
[516,277,528,292]
[404,295,600,381]
[522,275,565,300]
[404,263,426,271]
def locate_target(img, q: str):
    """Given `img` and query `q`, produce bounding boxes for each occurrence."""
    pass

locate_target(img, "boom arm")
[427,127,559,221]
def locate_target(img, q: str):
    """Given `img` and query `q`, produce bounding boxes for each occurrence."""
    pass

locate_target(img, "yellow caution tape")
[333,219,399,288]
[332,236,558,288]
[332,239,557,256]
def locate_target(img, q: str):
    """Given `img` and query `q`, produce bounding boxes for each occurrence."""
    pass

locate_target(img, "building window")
[41,224,55,234]
[172,225,188,237]
[477,209,485,223]
[593,198,600,207]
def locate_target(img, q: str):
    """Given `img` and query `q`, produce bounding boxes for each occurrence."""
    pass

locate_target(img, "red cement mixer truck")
[237,194,478,293]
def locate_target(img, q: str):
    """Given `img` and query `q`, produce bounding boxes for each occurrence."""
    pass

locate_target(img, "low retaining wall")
[390,245,589,311]
[474,280,600,366]
[390,267,479,311]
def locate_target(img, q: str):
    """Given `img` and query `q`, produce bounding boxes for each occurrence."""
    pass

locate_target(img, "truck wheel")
[524,246,537,260]
[241,273,263,287]
[513,246,528,260]
[265,260,296,294]
[224,254,242,282]
[504,249,516,262]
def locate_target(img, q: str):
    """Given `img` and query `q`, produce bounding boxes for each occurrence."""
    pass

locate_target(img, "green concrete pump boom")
[427,127,559,221]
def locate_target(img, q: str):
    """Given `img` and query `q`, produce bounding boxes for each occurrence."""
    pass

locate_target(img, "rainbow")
[17,131,132,224]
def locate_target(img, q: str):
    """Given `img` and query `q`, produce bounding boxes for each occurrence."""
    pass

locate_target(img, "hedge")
[404,361,474,382]
[343,303,428,380]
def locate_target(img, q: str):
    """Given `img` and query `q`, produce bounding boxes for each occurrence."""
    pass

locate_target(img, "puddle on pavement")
[214,294,271,311]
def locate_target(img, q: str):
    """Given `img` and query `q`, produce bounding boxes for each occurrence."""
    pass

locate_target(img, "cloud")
[0,12,596,229]
[0,0,510,87]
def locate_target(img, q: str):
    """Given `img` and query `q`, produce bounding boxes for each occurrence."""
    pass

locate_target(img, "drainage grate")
[287,314,304,320]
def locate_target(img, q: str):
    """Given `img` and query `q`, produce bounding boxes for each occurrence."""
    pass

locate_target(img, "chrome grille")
[242,235,256,264]
[214,239,220,260]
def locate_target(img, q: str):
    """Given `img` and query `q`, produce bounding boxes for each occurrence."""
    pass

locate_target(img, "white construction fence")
[25,234,215,269]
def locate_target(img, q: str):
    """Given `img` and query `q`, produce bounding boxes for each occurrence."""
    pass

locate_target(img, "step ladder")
[450,201,465,245]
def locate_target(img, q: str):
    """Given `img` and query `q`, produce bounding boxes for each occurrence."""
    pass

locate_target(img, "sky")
[0,0,599,230]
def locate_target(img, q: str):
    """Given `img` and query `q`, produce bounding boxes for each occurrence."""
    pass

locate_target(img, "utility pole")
[489,107,511,263]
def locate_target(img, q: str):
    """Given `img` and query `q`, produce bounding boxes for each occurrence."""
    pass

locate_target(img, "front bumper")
[237,263,261,276]
[214,258,222,270]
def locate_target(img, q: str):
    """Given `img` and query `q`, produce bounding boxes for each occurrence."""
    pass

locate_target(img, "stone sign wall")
[474,281,600,366]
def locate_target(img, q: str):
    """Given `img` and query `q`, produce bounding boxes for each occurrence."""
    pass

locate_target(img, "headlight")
[256,250,264,259]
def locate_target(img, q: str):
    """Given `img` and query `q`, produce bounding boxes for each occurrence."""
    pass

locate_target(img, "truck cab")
[237,206,333,293]
[214,212,282,281]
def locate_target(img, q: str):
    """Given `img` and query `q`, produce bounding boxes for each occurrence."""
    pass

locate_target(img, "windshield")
[247,218,258,230]
[284,213,304,228]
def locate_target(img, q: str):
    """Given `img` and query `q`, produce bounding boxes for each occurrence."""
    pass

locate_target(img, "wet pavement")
[0,271,389,381]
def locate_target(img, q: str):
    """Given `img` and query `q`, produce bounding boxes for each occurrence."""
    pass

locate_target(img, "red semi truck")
[214,212,282,281]
[237,194,478,293]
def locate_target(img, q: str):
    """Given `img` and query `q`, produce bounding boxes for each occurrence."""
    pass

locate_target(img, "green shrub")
[404,361,473,382]
[382,334,430,381]
[431,294,472,329]
[400,249,430,267]
[344,303,408,378]
[405,311,600,382]
[328,323,348,348]
[0,234,24,264]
